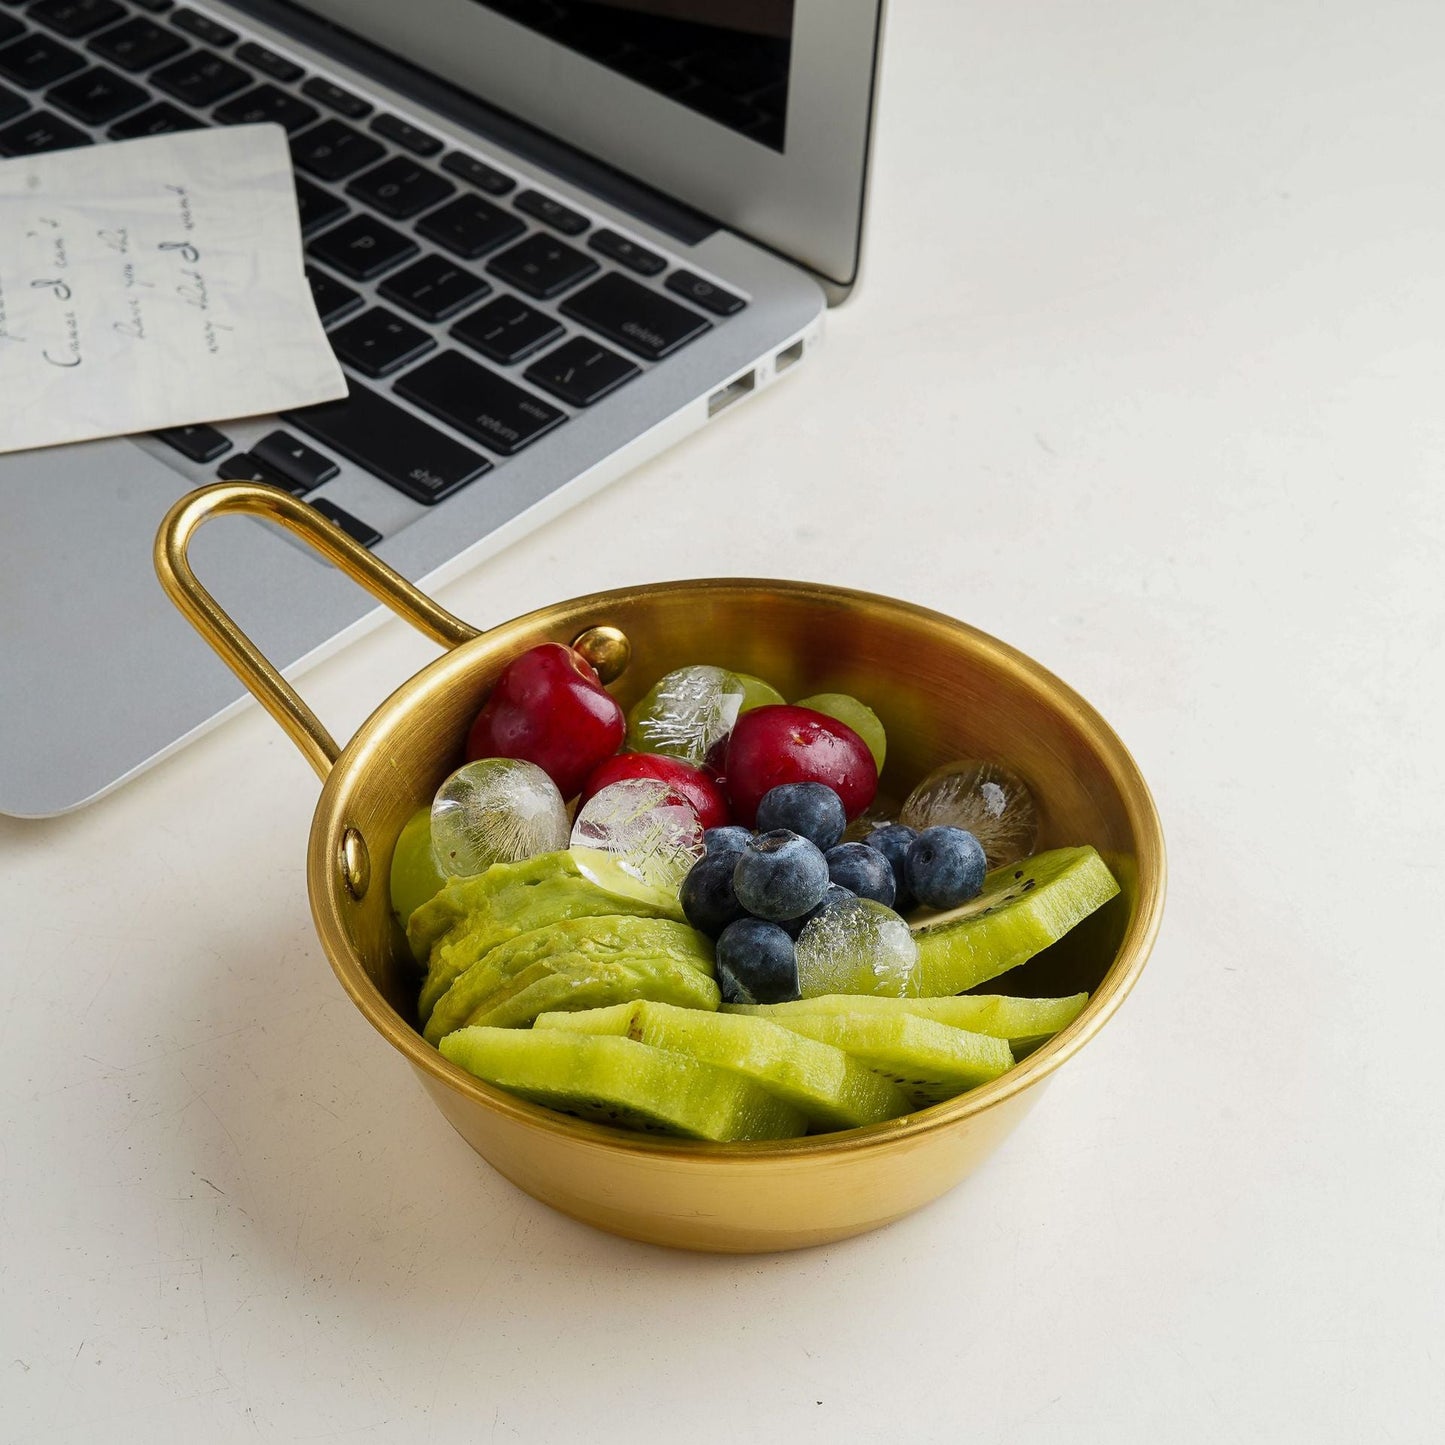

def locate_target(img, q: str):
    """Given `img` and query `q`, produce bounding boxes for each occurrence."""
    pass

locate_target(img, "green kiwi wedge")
[439,1028,808,1142]
[908,846,1119,996]
[536,1001,911,1131]
[424,919,719,1046]
[724,992,1089,1052]
[757,1013,1014,1108]
[411,849,686,1026]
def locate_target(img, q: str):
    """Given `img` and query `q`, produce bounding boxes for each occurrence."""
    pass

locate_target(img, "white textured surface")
[3,1,1443,1439]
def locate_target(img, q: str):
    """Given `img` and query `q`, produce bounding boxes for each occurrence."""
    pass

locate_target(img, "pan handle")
[155,481,481,780]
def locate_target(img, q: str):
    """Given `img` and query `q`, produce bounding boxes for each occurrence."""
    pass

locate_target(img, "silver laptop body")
[0,0,884,817]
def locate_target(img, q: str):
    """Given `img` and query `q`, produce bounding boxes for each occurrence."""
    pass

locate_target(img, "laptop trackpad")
[0,438,377,817]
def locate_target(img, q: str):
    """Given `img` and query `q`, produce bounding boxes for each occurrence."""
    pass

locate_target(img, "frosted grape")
[626,665,746,765]
[570,777,705,892]
[430,758,570,877]
[899,759,1038,870]
[795,896,919,999]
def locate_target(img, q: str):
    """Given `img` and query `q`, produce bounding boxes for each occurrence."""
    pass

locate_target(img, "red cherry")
[725,705,878,826]
[578,752,731,830]
[465,643,624,799]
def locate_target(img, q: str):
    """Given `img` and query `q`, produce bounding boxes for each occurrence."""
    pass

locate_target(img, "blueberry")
[755,782,847,853]
[906,826,987,910]
[797,883,855,932]
[703,825,752,857]
[824,842,896,907]
[715,918,800,1004]
[680,851,747,937]
[863,823,918,909]
[732,829,830,922]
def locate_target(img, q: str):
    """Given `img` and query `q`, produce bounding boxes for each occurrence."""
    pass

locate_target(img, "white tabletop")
[4,1,1443,1439]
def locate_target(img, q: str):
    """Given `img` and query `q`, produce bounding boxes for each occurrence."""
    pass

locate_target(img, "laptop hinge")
[226,0,719,245]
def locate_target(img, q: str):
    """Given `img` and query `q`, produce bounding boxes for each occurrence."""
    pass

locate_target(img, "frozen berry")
[725,705,878,826]
[680,851,747,938]
[703,824,752,857]
[797,882,855,931]
[578,751,729,830]
[732,829,830,922]
[715,918,800,1005]
[755,781,847,852]
[863,823,918,910]
[824,842,896,907]
[906,826,987,910]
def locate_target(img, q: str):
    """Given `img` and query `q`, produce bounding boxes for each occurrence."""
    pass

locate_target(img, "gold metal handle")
[155,481,480,780]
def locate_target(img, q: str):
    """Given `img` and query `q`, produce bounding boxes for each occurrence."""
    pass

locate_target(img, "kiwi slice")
[423,917,716,1043]
[759,1013,1014,1108]
[439,1028,808,1142]
[537,1002,911,1131]
[725,992,1089,1051]
[411,849,685,1026]
[908,846,1120,997]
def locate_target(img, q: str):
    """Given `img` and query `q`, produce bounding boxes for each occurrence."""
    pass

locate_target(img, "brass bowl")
[157,483,1166,1254]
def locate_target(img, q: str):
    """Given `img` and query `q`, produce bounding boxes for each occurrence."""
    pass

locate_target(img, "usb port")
[707,370,756,417]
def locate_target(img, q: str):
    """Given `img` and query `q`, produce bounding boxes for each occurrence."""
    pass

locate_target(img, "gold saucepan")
[156,481,1165,1253]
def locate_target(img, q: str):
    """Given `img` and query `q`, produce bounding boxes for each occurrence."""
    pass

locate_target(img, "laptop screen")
[466,1,794,152]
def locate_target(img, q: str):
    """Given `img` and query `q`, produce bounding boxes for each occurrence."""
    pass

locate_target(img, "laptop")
[0,0,884,818]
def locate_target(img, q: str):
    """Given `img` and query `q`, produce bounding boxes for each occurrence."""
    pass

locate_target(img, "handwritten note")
[0,124,346,454]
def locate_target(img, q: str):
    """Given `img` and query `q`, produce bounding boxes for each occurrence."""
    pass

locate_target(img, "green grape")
[735,672,785,714]
[796,692,887,772]
[390,804,450,933]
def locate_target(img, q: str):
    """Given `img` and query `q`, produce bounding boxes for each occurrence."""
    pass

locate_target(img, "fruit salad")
[391,646,1121,1143]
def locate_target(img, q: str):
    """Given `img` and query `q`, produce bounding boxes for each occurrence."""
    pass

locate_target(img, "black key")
[216,451,304,493]
[87,16,186,71]
[151,47,247,105]
[0,78,24,119]
[0,106,88,152]
[214,82,316,133]
[415,192,522,260]
[235,41,301,83]
[169,8,236,47]
[252,430,338,492]
[290,117,383,181]
[346,155,453,220]
[588,228,665,277]
[307,213,417,280]
[561,272,710,361]
[524,336,638,407]
[155,423,231,462]
[305,265,362,324]
[487,232,597,300]
[379,252,488,323]
[329,305,435,378]
[441,149,514,196]
[283,381,490,504]
[28,0,124,39]
[513,188,589,236]
[451,294,561,365]
[396,351,566,456]
[369,110,440,155]
[294,175,346,236]
[665,269,746,317]
[108,98,198,136]
[0,17,20,45]
[47,62,145,121]
[310,498,381,548]
[301,75,369,118]
[0,33,84,86]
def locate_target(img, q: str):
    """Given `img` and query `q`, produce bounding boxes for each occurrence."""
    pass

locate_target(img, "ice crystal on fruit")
[570,778,705,892]
[900,759,1038,870]
[795,897,919,999]
[628,665,745,765]
[430,758,570,877]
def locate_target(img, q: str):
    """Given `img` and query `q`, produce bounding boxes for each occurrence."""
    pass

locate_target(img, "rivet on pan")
[571,625,631,684]
[339,827,370,900]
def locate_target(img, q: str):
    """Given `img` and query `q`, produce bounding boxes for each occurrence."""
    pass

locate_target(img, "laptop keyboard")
[0,0,750,547]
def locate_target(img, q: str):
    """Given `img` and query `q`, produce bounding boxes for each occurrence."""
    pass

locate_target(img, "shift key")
[282,381,490,504]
